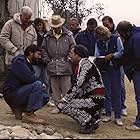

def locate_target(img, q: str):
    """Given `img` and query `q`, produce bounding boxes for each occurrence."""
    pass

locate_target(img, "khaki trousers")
[50,75,71,104]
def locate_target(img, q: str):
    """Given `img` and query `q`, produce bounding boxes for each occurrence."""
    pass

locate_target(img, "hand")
[59,97,68,103]
[105,53,113,62]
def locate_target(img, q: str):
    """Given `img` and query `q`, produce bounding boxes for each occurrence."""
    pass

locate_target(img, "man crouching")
[3,45,49,124]
[57,44,105,134]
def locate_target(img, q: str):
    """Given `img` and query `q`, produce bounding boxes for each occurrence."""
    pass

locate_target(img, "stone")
[40,133,58,139]
[22,123,35,132]
[10,127,33,139]
[12,125,22,131]
[44,127,55,135]
[32,130,38,136]
[35,125,45,134]
[64,137,73,139]
[52,132,64,139]
[0,124,7,131]
[0,130,10,139]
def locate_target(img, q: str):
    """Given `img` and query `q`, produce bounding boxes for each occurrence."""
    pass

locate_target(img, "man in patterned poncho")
[57,44,105,134]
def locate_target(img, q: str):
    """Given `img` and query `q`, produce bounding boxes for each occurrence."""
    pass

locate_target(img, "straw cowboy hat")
[48,15,65,28]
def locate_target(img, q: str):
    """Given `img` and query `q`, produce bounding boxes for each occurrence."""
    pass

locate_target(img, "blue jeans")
[15,81,49,112]
[120,66,127,110]
[102,66,122,119]
[33,65,50,95]
[132,71,140,127]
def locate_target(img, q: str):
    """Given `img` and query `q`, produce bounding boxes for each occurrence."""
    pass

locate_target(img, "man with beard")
[3,45,49,124]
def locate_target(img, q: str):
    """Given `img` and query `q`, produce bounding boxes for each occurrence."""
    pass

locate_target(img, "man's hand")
[105,53,113,62]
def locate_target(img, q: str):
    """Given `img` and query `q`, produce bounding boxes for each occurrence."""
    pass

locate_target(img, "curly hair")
[34,18,46,32]
[95,26,111,39]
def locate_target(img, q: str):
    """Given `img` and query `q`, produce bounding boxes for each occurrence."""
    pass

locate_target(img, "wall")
[8,0,39,20]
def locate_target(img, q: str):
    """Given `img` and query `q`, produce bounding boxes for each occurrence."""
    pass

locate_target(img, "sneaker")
[122,109,127,116]
[102,116,111,122]
[51,108,60,114]
[22,112,46,124]
[126,125,140,131]
[115,119,123,126]
[47,100,55,107]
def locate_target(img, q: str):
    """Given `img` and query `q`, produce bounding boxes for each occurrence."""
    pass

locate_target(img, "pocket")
[47,61,56,74]
[58,61,72,74]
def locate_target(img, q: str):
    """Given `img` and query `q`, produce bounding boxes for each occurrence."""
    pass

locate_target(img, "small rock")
[5,126,12,133]
[22,123,35,132]
[64,131,73,138]
[22,123,33,129]
[35,135,42,139]
[28,136,39,139]
[64,137,73,139]
[44,127,55,135]
[35,125,45,134]
[52,132,64,139]
[32,130,38,136]
[0,135,10,139]
[14,136,21,139]
[12,126,22,131]
[11,127,33,139]
[40,133,58,139]
[0,124,7,131]
[40,133,50,139]
[0,130,10,139]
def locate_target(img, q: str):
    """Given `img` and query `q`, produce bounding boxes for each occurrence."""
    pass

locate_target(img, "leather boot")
[22,112,46,124]
[11,108,23,120]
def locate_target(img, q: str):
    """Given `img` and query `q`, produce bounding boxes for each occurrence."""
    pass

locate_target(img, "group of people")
[0,5,140,134]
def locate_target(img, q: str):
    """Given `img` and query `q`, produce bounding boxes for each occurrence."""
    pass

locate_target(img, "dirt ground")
[0,77,140,139]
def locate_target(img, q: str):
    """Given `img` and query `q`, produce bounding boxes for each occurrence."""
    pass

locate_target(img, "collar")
[77,58,84,76]
[26,57,31,63]
[19,16,22,25]
[53,29,63,36]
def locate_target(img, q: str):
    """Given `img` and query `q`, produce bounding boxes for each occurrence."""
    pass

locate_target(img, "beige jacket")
[0,13,37,65]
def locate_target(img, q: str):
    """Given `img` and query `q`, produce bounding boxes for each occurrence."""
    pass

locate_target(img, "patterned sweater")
[63,58,105,102]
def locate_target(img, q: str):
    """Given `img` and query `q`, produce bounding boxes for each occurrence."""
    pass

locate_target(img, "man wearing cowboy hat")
[41,15,76,113]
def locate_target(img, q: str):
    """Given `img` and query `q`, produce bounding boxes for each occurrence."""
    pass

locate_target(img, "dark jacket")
[96,35,124,71]
[3,55,37,104]
[72,28,81,38]
[123,26,140,81]
[37,31,47,48]
[75,29,96,56]
[41,27,76,76]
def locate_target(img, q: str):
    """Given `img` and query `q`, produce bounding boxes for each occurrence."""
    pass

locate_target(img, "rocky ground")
[0,77,140,139]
